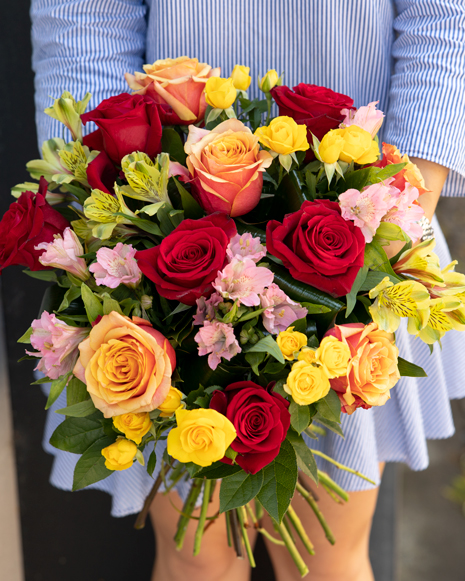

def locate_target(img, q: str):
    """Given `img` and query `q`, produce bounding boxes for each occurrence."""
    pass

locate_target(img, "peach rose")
[73,312,175,418]
[184,119,273,217]
[125,56,220,125]
[325,322,400,415]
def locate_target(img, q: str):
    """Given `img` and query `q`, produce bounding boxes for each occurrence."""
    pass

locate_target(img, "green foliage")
[286,429,319,483]
[17,327,33,344]
[195,462,242,480]
[312,413,345,438]
[161,127,187,165]
[245,335,285,364]
[72,436,115,491]
[66,376,89,407]
[398,357,427,377]
[289,401,312,434]
[49,413,107,454]
[22,269,58,282]
[147,451,157,477]
[55,398,96,417]
[45,372,72,410]
[315,390,341,424]
[345,266,368,318]
[173,177,204,220]
[219,469,264,513]
[81,283,103,322]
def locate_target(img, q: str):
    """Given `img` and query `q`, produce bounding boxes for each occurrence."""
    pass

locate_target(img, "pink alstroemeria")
[36,227,89,280]
[340,101,385,138]
[213,258,274,307]
[90,243,142,288]
[194,320,242,370]
[260,283,308,334]
[27,311,89,380]
[193,293,223,326]
[226,233,267,263]
[382,184,424,242]
[339,183,398,243]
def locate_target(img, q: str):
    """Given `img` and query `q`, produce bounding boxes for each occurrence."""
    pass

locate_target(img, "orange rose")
[73,313,175,418]
[125,56,220,125]
[184,119,273,217]
[325,323,400,415]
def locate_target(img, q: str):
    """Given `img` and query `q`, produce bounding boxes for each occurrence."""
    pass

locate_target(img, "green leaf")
[22,269,58,282]
[166,302,192,318]
[184,462,202,477]
[359,270,399,291]
[55,398,97,417]
[273,379,288,399]
[57,285,82,312]
[45,372,72,410]
[245,351,266,375]
[246,335,285,364]
[300,303,331,315]
[345,265,368,318]
[161,127,187,164]
[257,439,298,523]
[147,450,157,477]
[49,413,106,454]
[102,295,124,316]
[81,283,103,322]
[219,469,264,513]
[373,221,410,243]
[286,430,319,484]
[315,390,341,424]
[364,241,402,280]
[72,436,115,491]
[398,357,427,377]
[173,177,204,220]
[115,213,163,237]
[67,376,89,407]
[195,462,242,480]
[370,163,406,183]
[312,414,345,439]
[17,327,33,344]
[289,401,311,434]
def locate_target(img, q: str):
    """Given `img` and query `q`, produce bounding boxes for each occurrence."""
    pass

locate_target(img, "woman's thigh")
[262,463,385,581]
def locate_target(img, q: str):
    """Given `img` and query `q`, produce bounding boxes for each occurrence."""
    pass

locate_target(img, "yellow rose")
[318,130,345,164]
[255,116,309,155]
[73,312,175,418]
[112,412,152,445]
[298,347,317,365]
[158,387,185,418]
[205,77,237,109]
[167,408,236,467]
[231,65,251,91]
[284,360,331,405]
[277,326,308,361]
[315,336,351,379]
[102,438,137,471]
[259,69,279,93]
[335,126,379,165]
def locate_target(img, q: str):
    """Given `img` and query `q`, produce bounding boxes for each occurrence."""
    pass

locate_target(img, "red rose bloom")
[266,200,365,297]
[86,151,119,194]
[271,84,354,160]
[135,213,236,306]
[210,381,290,474]
[0,178,70,273]
[82,93,162,164]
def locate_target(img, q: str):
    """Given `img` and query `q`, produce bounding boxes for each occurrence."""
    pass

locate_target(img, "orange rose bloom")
[125,56,220,125]
[325,323,400,415]
[73,313,175,418]
[184,119,273,217]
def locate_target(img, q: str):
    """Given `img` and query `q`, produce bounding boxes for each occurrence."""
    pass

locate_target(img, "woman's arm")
[31,0,148,149]
[409,158,449,221]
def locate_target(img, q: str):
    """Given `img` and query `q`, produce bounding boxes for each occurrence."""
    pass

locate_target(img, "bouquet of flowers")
[4,56,465,576]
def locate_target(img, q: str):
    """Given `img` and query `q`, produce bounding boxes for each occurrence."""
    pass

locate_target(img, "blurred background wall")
[0,1,464,580]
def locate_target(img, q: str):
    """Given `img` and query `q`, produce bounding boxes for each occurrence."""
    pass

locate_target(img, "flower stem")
[286,505,315,555]
[257,528,285,545]
[296,482,335,545]
[225,511,233,548]
[236,506,256,567]
[275,521,309,577]
[245,502,259,529]
[229,509,244,559]
[174,479,203,551]
[134,459,174,530]
[193,479,211,556]
[310,449,376,485]
[317,471,350,502]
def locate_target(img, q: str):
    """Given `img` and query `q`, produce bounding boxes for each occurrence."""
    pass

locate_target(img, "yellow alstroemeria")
[44,91,91,142]
[120,151,172,206]
[430,260,465,299]
[83,187,136,239]
[369,277,430,333]
[407,296,465,344]
[393,239,444,288]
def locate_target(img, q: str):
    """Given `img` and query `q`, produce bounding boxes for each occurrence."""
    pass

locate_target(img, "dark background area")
[0,1,401,580]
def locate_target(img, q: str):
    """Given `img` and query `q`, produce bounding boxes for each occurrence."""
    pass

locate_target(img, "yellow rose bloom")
[167,408,236,467]
[205,77,236,109]
[298,347,317,365]
[318,130,345,164]
[277,326,308,361]
[259,69,279,93]
[158,386,185,418]
[112,412,152,445]
[334,126,379,165]
[255,116,309,155]
[102,438,137,471]
[315,336,351,379]
[284,360,331,406]
[231,65,251,91]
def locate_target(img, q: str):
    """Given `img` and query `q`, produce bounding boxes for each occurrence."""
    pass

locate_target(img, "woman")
[31,1,465,579]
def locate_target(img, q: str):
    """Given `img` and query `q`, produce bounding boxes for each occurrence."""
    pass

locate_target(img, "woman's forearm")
[409,157,449,222]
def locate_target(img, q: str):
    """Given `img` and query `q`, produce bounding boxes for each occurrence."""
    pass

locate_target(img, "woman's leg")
[263,463,385,581]
[150,484,256,581]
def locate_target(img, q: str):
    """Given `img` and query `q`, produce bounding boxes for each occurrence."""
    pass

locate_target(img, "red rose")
[0,178,70,273]
[135,213,236,306]
[271,84,354,160]
[266,200,365,297]
[82,93,162,164]
[210,381,290,474]
[86,151,119,194]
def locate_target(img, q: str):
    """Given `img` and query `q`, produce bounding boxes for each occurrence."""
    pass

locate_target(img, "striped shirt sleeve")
[30,0,147,150]
[384,1,465,196]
